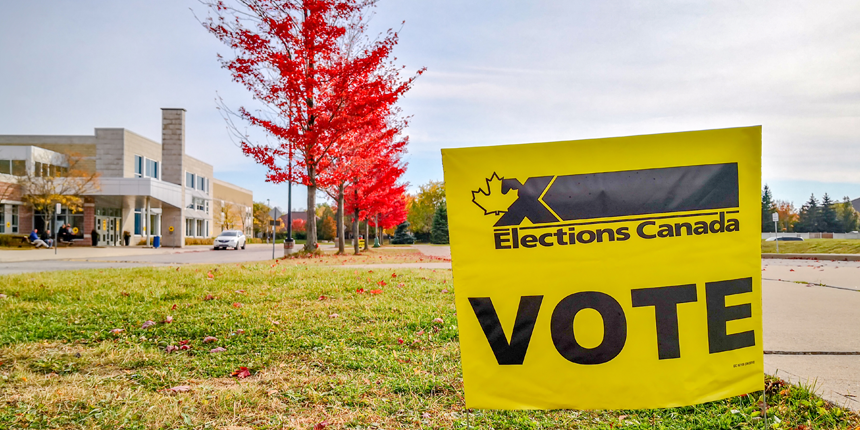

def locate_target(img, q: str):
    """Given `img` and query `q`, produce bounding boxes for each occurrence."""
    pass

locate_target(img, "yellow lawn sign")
[441,127,763,410]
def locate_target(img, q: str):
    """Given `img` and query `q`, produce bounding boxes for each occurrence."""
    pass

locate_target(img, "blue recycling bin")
[153,235,161,249]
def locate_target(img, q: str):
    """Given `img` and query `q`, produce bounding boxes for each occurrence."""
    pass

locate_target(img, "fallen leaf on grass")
[163,385,191,393]
[232,302,243,308]
[210,347,227,353]
[433,318,444,324]
[204,294,216,301]
[235,329,246,334]
[179,340,190,346]
[329,313,339,318]
[235,290,245,294]
[203,336,217,343]
[441,289,448,293]
[398,283,405,287]
[231,367,251,378]
[109,328,124,334]
[164,316,174,324]
[397,338,404,344]
[180,345,191,350]
[119,291,129,297]
[377,280,387,287]
[207,271,214,279]
[369,289,383,295]
[391,273,397,278]
[318,295,327,301]
[141,321,156,329]
[165,345,178,353]
[356,288,365,294]
[416,329,425,336]
[171,304,177,310]
[314,421,329,430]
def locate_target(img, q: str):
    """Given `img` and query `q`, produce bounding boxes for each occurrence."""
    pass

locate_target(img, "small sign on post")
[773,212,780,253]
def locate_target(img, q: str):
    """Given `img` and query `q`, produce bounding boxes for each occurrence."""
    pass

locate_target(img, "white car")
[765,236,803,242]
[214,230,246,250]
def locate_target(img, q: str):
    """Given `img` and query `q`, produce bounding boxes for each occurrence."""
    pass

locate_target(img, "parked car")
[214,230,246,250]
[765,236,803,242]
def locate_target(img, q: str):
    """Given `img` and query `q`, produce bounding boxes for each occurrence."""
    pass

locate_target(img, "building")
[0,109,252,246]
[212,178,253,237]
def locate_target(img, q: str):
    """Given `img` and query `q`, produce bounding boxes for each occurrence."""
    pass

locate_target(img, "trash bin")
[153,235,161,249]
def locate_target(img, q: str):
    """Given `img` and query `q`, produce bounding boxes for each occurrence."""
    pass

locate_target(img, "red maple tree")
[202,0,423,251]
[343,151,407,253]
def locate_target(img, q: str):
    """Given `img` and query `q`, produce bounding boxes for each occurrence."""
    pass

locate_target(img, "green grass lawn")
[0,259,857,429]
[762,239,860,254]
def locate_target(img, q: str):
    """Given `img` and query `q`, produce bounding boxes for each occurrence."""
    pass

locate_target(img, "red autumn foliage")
[201,0,423,252]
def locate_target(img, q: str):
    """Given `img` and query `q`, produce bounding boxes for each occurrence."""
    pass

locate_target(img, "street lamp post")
[284,147,294,251]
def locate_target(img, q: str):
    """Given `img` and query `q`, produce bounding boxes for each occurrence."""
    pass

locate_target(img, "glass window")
[134,209,141,235]
[186,172,195,189]
[11,205,18,233]
[35,162,42,177]
[145,159,158,179]
[197,177,205,192]
[0,204,5,234]
[196,198,204,212]
[135,155,143,177]
[0,160,10,175]
[11,160,25,176]
[186,218,195,237]
[197,220,205,238]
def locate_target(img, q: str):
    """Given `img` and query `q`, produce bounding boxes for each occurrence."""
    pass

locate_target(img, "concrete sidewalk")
[0,245,211,263]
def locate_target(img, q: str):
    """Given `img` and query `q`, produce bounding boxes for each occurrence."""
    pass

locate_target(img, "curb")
[762,253,860,261]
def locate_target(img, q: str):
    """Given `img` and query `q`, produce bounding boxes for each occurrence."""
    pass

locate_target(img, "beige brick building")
[0,109,252,247]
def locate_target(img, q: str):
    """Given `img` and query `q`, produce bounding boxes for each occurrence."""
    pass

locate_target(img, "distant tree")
[430,202,449,244]
[836,196,860,233]
[319,216,337,241]
[219,201,245,231]
[761,185,776,232]
[252,202,272,237]
[391,221,414,244]
[407,180,445,241]
[795,194,820,233]
[316,203,336,241]
[774,200,798,232]
[819,193,841,232]
[18,152,100,233]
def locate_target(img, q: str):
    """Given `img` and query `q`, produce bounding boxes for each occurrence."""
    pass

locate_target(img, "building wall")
[212,178,253,236]
[123,130,163,178]
[0,135,98,173]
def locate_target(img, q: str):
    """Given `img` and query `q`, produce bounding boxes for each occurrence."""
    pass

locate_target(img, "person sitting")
[59,224,75,245]
[39,229,54,247]
[29,229,50,248]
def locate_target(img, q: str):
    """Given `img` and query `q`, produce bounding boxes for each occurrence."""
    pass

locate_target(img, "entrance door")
[95,216,122,246]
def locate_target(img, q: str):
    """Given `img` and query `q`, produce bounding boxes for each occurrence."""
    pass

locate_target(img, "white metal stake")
[772,212,779,254]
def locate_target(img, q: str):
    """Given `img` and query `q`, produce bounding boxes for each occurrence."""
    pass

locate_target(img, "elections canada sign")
[442,127,763,410]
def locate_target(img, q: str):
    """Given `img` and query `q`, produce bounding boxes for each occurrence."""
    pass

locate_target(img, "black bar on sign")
[541,163,739,221]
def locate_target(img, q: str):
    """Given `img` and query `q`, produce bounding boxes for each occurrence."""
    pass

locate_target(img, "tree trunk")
[336,184,345,255]
[364,219,370,251]
[304,169,317,252]
[353,210,360,255]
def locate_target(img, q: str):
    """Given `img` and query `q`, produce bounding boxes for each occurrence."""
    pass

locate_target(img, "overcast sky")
[1,0,858,209]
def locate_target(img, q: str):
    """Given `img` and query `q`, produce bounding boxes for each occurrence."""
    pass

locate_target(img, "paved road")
[0,244,288,275]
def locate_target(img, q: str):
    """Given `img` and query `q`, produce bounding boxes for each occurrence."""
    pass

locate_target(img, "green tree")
[795,194,820,233]
[836,197,860,233]
[761,185,776,232]
[430,202,449,244]
[407,180,445,241]
[819,193,840,232]
[316,203,336,241]
[391,221,414,244]
[252,202,272,237]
